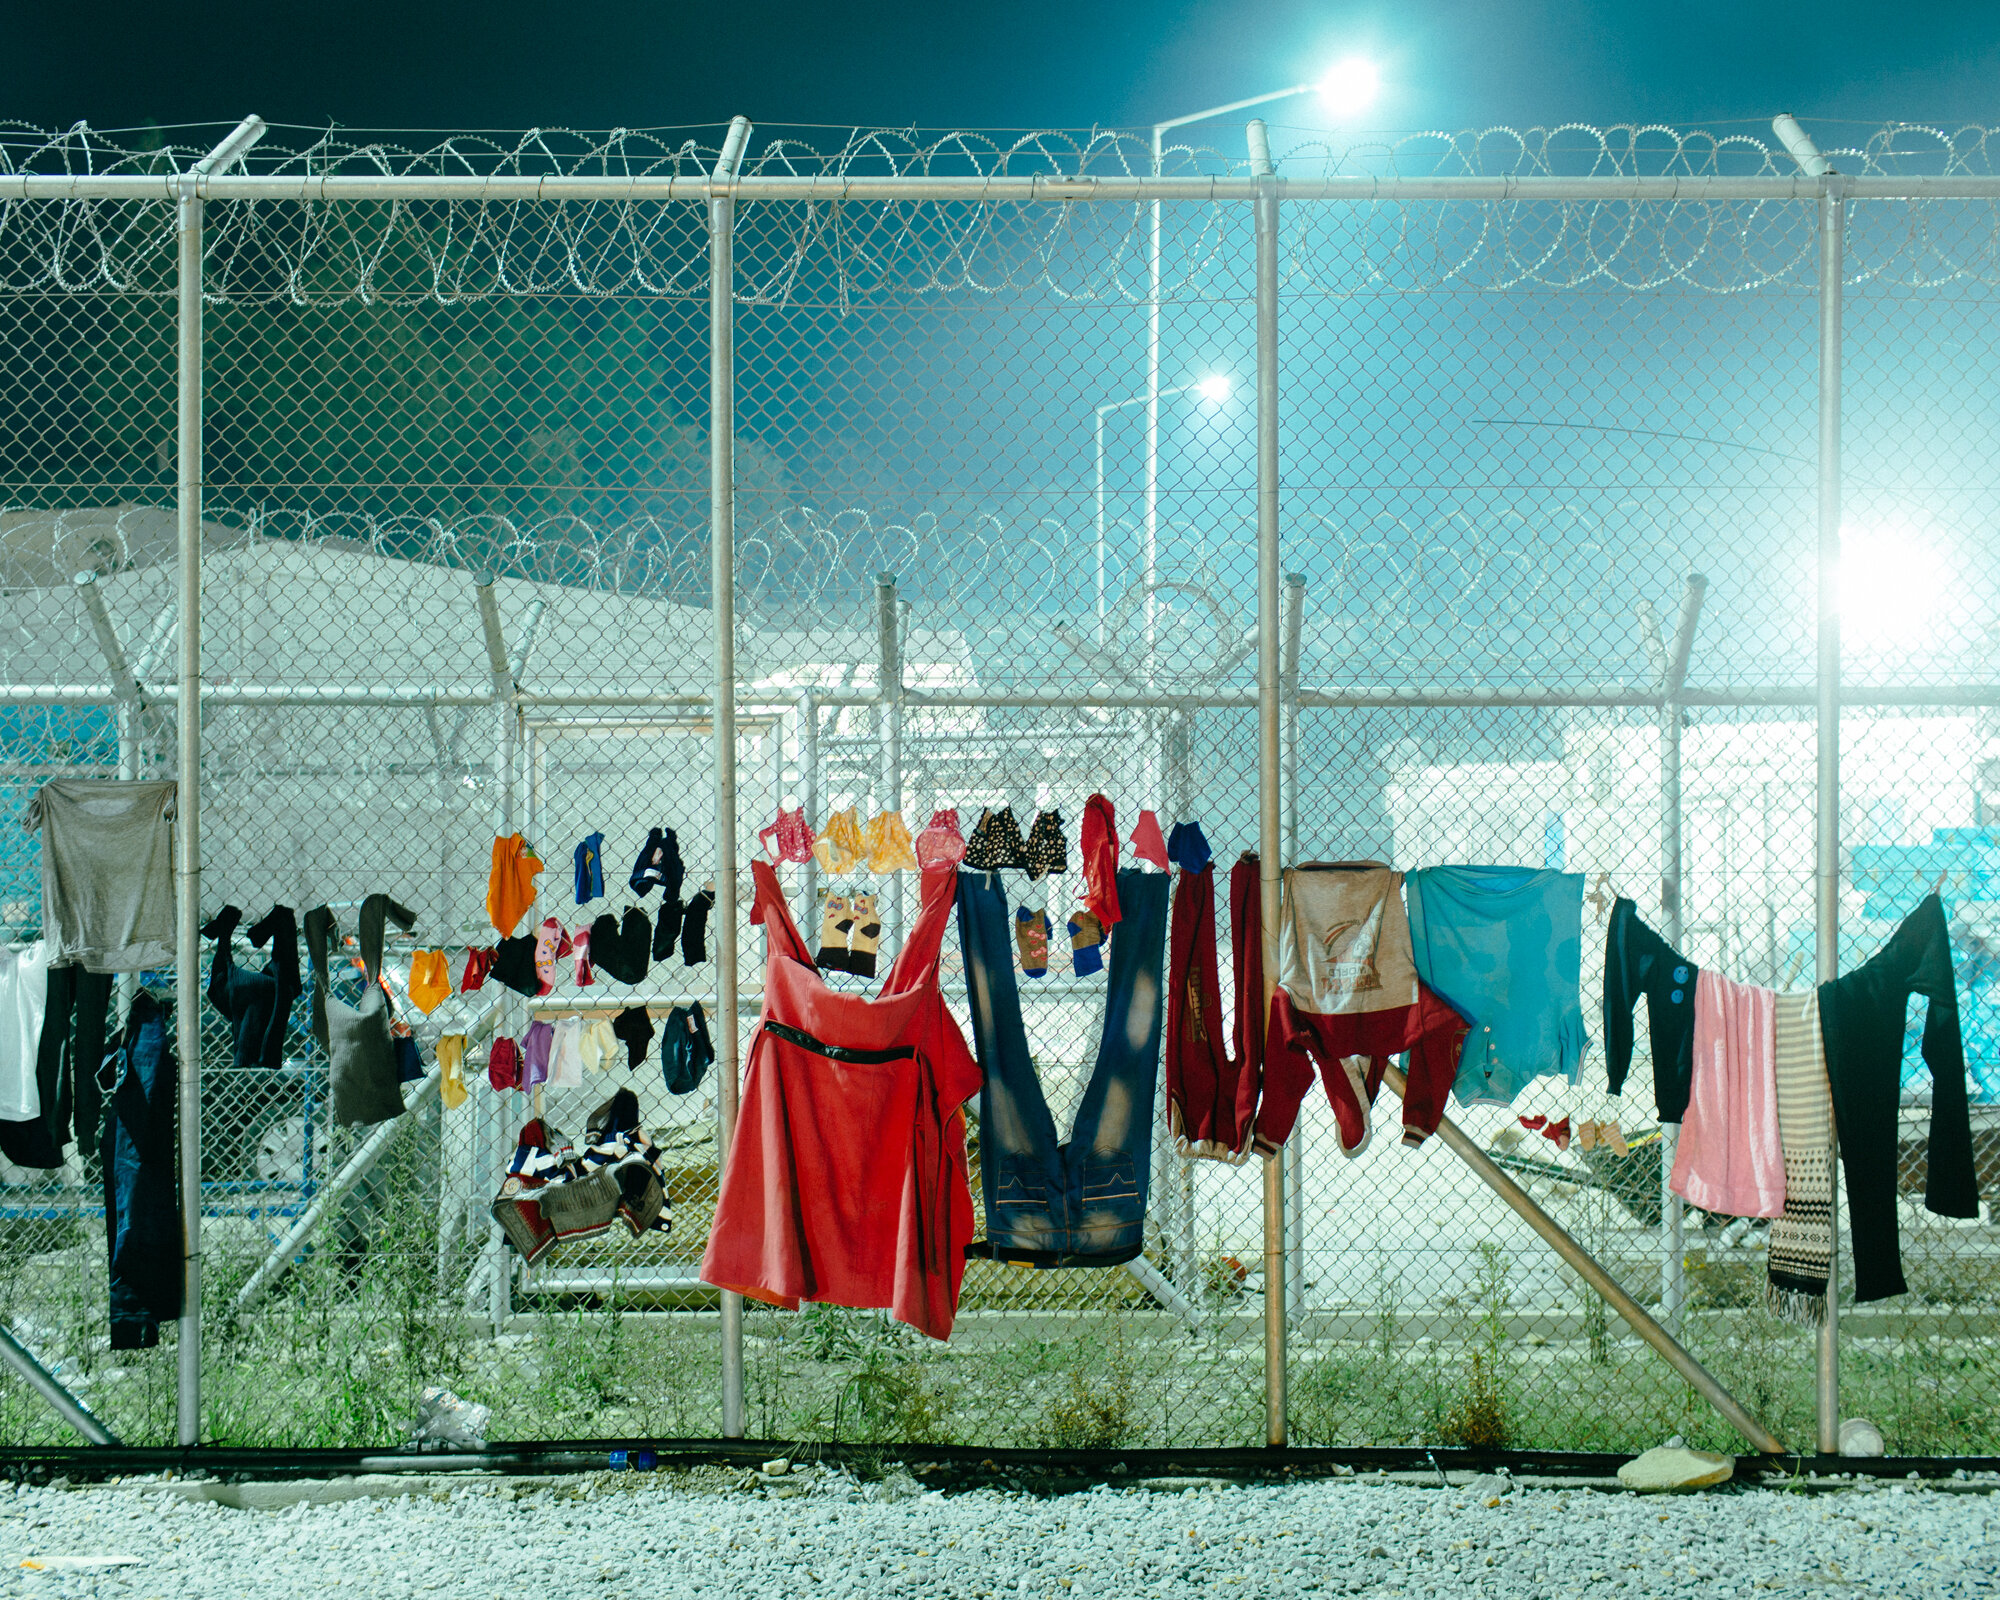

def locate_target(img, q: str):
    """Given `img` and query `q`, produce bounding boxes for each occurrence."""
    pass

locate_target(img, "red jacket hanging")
[1165,853,1265,1160]
[700,860,981,1341]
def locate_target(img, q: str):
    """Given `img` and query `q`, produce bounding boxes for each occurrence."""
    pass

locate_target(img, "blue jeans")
[957,868,1168,1266]
[100,992,181,1350]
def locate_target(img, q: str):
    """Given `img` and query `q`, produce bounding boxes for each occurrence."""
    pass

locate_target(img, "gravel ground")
[4,1466,1999,1598]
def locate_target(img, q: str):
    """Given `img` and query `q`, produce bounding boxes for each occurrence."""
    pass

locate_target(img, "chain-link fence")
[0,117,1995,1458]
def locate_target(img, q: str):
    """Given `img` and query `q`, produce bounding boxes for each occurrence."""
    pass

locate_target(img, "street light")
[1144,64,1380,679]
[1095,378,1232,643]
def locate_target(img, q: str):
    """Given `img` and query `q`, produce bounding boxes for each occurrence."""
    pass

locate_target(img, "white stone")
[1839,1418,1886,1457]
[1616,1447,1735,1493]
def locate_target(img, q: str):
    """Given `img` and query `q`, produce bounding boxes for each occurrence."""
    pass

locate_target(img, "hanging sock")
[630,827,684,898]
[1166,821,1213,874]
[437,1034,468,1109]
[1025,809,1069,880]
[1015,905,1050,978]
[681,889,714,965]
[532,917,572,997]
[574,832,605,905]
[1130,810,1169,871]
[916,808,967,869]
[965,806,1030,871]
[652,897,684,962]
[759,807,815,864]
[572,926,595,987]
[817,894,855,973]
[1068,910,1105,977]
[1080,794,1122,927]
[407,950,451,1015]
[845,893,883,979]
[813,807,864,875]
[863,810,919,873]
[580,1017,620,1073]
[613,1005,656,1070]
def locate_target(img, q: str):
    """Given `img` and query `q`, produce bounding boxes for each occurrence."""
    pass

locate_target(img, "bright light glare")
[1838,525,1945,647]
[1316,56,1381,119]
[1195,374,1232,402]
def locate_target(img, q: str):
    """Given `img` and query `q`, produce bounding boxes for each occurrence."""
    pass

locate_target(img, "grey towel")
[23,779,177,973]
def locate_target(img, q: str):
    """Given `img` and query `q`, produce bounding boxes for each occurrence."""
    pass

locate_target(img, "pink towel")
[1670,970,1786,1218]
[1130,809,1169,870]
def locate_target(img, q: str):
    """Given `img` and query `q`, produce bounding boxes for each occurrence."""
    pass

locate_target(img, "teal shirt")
[1406,865,1588,1106]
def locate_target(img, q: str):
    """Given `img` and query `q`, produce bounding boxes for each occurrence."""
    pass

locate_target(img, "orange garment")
[487,834,544,937]
[862,810,919,873]
[408,949,451,1015]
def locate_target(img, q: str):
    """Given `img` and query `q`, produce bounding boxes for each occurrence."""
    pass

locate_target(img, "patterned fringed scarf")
[1767,991,1835,1323]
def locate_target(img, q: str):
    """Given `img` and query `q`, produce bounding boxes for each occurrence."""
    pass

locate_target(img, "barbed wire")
[3,123,1998,301]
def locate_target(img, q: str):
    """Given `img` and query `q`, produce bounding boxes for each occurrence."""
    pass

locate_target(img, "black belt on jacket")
[762,1019,913,1065]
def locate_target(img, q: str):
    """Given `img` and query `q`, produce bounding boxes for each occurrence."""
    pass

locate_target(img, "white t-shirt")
[0,940,51,1123]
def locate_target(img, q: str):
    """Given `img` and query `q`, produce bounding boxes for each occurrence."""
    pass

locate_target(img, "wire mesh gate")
[0,117,1997,1458]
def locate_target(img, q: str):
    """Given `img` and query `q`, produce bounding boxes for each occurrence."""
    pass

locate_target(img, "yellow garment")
[407,949,451,1015]
[486,833,544,937]
[436,1034,468,1109]
[813,806,864,875]
[862,809,918,873]
[580,1017,620,1072]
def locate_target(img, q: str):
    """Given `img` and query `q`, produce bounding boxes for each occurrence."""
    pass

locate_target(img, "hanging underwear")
[813,807,864,875]
[487,1035,523,1092]
[964,806,1029,871]
[700,859,982,1341]
[958,866,1169,1266]
[1024,809,1068,879]
[759,807,816,864]
[862,810,919,873]
[915,808,967,869]
[460,947,495,993]
[661,1002,715,1094]
[407,949,452,1015]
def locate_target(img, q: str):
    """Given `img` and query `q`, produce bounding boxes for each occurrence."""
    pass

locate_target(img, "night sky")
[5,0,1996,143]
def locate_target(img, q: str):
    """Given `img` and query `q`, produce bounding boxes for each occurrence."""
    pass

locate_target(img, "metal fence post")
[1249,119,1286,1449]
[1813,171,1847,1458]
[877,575,903,946]
[1280,574,1305,1326]
[1642,574,1706,1337]
[173,110,267,1453]
[172,147,206,1455]
[710,114,753,1441]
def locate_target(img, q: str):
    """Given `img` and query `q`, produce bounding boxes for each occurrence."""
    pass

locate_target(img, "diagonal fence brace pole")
[1381,1063,1785,1453]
